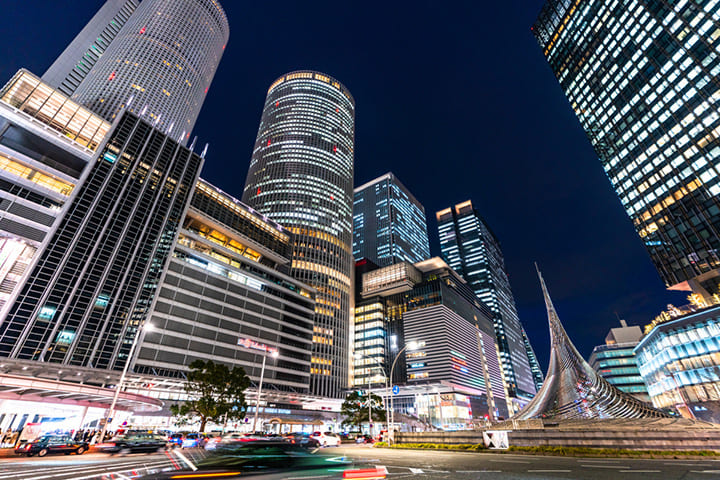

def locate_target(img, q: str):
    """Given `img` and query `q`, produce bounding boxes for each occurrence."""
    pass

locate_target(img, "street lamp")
[252,349,279,433]
[353,352,388,437]
[99,322,154,442]
[388,340,420,444]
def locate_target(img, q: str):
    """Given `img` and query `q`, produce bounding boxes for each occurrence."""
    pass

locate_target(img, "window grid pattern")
[0,113,202,371]
[533,0,720,288]
[242,71,355,398]
[71,0,229,137]
[437,202,537,402]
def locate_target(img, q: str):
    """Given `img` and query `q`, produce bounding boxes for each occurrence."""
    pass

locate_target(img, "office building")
[353,172,431,267]
[71,0,229,135]
[0,108,203,369]
[43,0,140,97]
[522,327,544,391]
[437,201,536,411]
[0,70,111,316]
[353,258,508,424]
[636,304,720,422]
[533,1,720,296]
[136,179,316,394]
[588,320,651,404]
[516,269,666,420]
[242,71,355,398]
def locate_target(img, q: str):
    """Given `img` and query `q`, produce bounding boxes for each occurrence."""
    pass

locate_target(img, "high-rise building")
[353,172,431,267]
[437,200,536,411]
[522,326,544,391]
[533,1,720,296]
[136,179,317,395]
[70,0,229,136]
[0,109,203,369]
[353,258,509,424]
[242,71,355,398]
[588,320,651,404]
[42,0,140,97]
[0,70,110,316]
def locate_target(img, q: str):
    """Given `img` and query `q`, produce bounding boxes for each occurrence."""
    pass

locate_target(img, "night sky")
[1,1,689,370]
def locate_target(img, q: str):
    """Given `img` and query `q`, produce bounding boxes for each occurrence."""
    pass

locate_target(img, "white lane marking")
[409,468,424,473]
[528,470,572,473]
[619,470,662,473]
[22,460,172,480]
[580,464,630,469]
[0,460,156,479]
[455,471,502,473]
[488,459,531,464]
[690,471,720,474]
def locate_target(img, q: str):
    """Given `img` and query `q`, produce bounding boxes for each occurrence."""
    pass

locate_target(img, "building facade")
[353,258,509,424]
[522,327,544,391]
[136,179,316,395]
[42,0,140,97]
[71,0,229,136]
[242,71,355,398]
[636,305,720,422]
[437,200,536,410]
[353,172,431,267]
[0,70,111,316]
[533,0,720,295]
[588,321,651,404]
[0,110,203,370]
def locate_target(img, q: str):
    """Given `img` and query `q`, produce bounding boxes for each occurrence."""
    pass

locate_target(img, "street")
[0,445,719,479]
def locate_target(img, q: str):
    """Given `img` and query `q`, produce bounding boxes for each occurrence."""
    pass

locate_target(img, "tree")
[170,360,251,432]
[341,391,386,428]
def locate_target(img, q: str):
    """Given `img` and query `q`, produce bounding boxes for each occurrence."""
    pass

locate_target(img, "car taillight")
[343,466,387,479]
[24,444,32,450]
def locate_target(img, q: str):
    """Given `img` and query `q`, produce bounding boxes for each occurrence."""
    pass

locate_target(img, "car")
[182,432,207,448]
[138,440,386,479]
[355,434,374,444]
[97,433,169,455]
[310,431,340,447]
[283,432,320,449]
[167,432,184,447]
[15,435,88,457]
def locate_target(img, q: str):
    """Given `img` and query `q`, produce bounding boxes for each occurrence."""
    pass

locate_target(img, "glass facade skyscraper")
[0,111,203,370]
[42,0,140,97]
[71,0,229,137]
[533,0,720,296]
[353,172,431,267]
[437,200,537,411]
[242,71,355,398]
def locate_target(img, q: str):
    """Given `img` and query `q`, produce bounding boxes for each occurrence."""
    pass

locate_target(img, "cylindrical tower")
[243,71,355,398]
[71,0,229,138]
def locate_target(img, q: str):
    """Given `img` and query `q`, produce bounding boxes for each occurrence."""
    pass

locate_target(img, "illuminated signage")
[237,337,278,355]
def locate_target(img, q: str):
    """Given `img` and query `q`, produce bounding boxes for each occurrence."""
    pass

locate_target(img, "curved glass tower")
[71,0,229,137]
[243,71,355,397]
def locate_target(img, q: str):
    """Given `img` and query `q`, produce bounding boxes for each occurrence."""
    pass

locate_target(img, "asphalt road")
[1,445,720,479]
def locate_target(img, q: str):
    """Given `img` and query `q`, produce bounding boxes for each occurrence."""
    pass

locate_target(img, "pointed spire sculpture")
[514,266,668,420]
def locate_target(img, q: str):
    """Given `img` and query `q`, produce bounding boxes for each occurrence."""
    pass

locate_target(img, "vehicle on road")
[15,435,88,457]
[138,440,384,479]
[310,431,341,447]
[181,432,207,448]
[97,433,169,454]
[283,432,320,449]
[355,434,374,444]
[167,432,184,447]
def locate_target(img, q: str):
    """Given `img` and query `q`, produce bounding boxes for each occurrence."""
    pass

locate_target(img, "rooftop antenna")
[189,136,198,150]
[140,105,148,116]
[201,143,209,158]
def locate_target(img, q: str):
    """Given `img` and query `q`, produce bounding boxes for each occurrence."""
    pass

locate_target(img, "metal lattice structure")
[514,267,668,420]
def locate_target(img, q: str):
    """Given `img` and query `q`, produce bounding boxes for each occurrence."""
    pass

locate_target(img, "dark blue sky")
[0,0,689,369]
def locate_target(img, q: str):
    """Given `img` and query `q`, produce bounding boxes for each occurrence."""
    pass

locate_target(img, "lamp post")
[252,349,279,433]
[388,341,420,444]
[354,353,388,437]
[99,322,154,443]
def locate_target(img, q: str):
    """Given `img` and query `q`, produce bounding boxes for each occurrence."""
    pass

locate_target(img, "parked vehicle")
[97,433,169,454]
[310,431,340,447]
[15,435,88,457]
[355,434,374,444]
[182,432,207,448]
